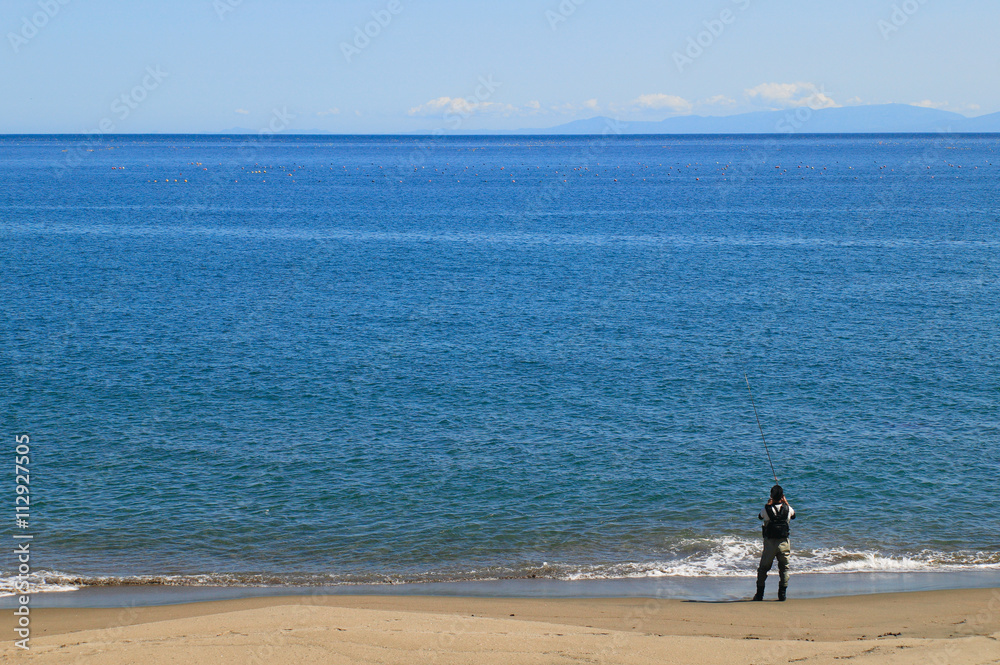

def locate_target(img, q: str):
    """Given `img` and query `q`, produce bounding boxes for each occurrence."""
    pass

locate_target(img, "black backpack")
[762,503,790,539]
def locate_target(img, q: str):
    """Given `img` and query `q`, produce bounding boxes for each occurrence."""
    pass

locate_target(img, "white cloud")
[912,100,947,109]
[629,93,693,113]
[701,95,737,107]
[234,108,250,115]
[407,97,515,117]
[519,100,544,116]
[551,102,583,115]
[745,82,838,110]
[408,97,457,115]
[845,96,864,106]
[317,108,341,116]
[548,100,611,116]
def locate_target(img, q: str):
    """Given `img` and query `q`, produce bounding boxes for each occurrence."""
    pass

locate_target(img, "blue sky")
[2,0,998,133]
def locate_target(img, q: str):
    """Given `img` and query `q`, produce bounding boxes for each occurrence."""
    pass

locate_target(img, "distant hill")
[959,111,1000,132]
[207,105,999,136]
[473,104,1000,135]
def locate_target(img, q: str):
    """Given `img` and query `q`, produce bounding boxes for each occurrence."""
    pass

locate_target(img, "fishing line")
[744,372,779,484]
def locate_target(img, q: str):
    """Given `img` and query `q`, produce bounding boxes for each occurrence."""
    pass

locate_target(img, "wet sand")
[3,588,999,664]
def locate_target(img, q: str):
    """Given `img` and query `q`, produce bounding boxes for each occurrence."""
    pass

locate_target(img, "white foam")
[3,541,998,592]
[0,572,79,597]
[553,538,1000,580]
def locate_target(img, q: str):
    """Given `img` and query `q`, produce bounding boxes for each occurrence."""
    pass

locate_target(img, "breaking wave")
[4,538,999,596]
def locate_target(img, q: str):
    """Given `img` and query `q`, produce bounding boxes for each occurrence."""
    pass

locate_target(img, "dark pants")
[757,537,790,587]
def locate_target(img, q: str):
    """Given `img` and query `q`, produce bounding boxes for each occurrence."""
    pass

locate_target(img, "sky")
[2,0,998,133]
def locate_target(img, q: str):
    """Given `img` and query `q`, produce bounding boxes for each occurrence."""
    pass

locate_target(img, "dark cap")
[770,485,784,500]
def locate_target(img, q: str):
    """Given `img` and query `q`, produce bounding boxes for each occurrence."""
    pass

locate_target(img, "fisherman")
[753,484,795,601]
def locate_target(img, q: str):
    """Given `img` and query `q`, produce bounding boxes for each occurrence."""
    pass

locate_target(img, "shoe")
[778,586,787,602]
[753,584,765,601]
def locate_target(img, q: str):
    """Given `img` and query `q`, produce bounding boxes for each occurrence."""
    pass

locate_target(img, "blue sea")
[2,134,999,598]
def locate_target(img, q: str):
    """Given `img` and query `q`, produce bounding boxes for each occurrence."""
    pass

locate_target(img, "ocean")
[2,133,999,598]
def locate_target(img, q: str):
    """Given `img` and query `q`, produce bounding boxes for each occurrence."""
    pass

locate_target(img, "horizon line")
[3,131,1000,137]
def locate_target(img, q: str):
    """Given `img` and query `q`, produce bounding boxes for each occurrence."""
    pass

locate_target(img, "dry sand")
[2,588,999,664]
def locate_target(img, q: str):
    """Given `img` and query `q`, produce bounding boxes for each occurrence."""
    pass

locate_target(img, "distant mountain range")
[211,104,1000,136]
[492,104,1000,135]
[215,127,335,135]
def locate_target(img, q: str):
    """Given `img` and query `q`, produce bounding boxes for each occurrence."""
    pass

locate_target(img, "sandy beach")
[3,588,998,664]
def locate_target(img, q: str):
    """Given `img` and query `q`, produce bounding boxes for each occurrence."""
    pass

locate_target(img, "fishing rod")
[744,372,779,484]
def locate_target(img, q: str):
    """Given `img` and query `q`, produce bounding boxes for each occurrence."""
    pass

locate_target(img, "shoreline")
[6,570,1000,609]
[4,588,998,664]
